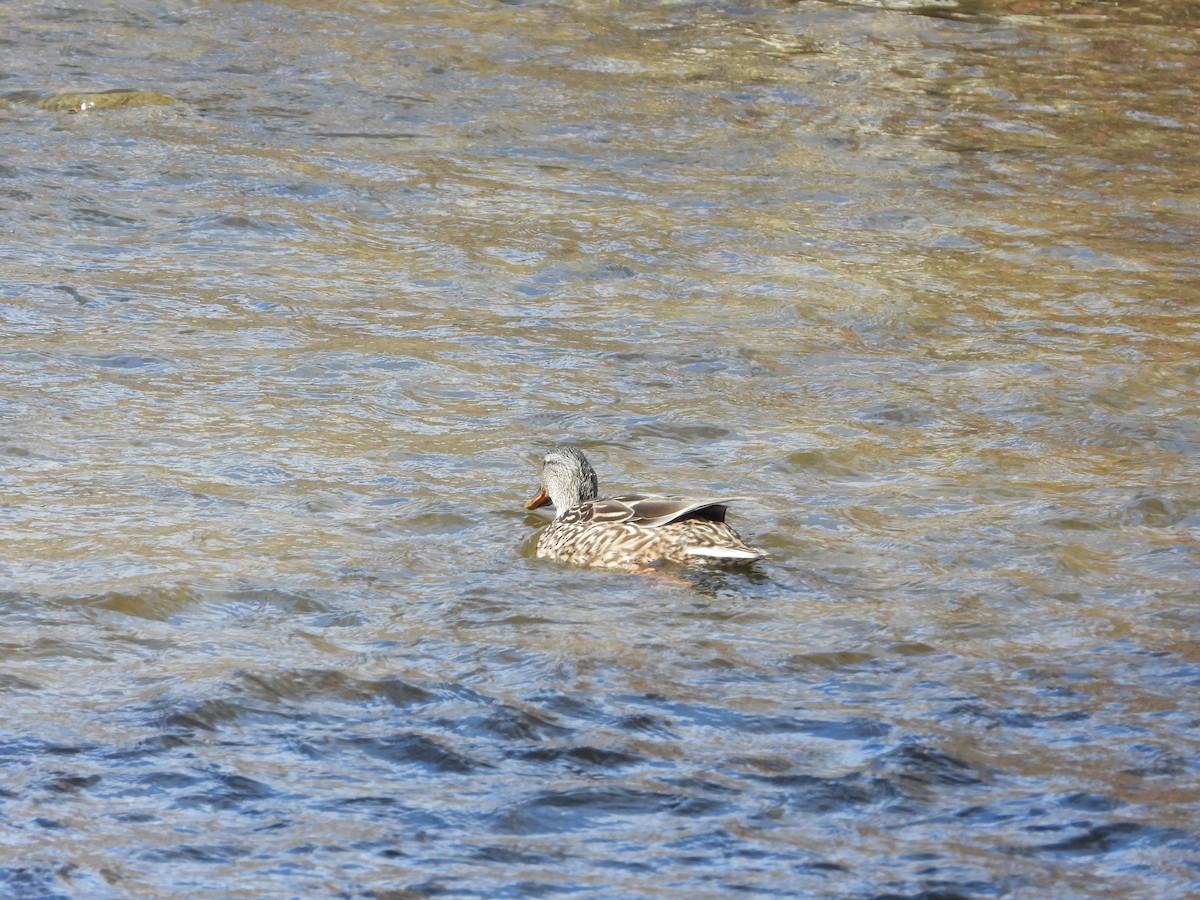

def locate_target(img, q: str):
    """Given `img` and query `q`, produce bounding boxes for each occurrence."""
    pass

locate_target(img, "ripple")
[347,733,485,774]
[516,744,642,770]
[489,786,699,836]
[1033,821,1194,857]
[874,742,992,789]
[175,772,276,812]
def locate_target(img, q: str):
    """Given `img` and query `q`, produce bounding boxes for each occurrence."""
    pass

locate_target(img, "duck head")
[525,447,599,516]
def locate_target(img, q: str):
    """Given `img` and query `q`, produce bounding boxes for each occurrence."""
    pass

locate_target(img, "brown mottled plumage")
[524,447,767,570]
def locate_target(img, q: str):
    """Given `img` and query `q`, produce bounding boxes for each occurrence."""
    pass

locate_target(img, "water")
[2,0,1199,896]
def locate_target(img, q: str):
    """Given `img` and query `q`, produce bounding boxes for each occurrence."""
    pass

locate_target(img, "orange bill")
[524,487,551,510]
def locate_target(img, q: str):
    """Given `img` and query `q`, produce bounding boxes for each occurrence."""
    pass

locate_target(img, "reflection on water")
[1,0,1198,895]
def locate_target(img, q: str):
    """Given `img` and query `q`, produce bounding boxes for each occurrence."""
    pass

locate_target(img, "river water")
[2,0,1198,896]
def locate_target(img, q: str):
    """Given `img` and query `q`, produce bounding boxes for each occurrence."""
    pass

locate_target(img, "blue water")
[1,0,1198,896]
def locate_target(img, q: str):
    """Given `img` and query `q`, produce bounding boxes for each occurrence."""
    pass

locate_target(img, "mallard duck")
[524,447,767,570]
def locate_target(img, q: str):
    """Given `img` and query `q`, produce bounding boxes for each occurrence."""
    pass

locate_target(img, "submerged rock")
[40,89,178,113]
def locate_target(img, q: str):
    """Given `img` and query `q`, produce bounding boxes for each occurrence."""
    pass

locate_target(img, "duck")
[524,446,767,570]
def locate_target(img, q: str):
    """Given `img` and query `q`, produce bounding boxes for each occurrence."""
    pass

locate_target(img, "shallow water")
[2,0,1199,896]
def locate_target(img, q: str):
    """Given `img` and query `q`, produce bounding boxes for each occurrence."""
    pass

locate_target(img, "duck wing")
[569,494,747,528]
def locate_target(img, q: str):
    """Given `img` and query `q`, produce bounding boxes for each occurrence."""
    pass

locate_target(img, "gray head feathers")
[539,447,599,513]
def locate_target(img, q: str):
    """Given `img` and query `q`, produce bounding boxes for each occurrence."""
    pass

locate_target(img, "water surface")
[1,0,1198,896]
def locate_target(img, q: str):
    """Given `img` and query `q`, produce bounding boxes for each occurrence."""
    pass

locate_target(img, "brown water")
[2,0,1199,896]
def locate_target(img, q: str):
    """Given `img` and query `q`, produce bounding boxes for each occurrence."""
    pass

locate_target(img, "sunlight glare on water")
[1,0,1198,896]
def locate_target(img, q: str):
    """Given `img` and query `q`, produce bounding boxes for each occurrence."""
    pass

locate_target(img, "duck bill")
[524,486,551,510]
